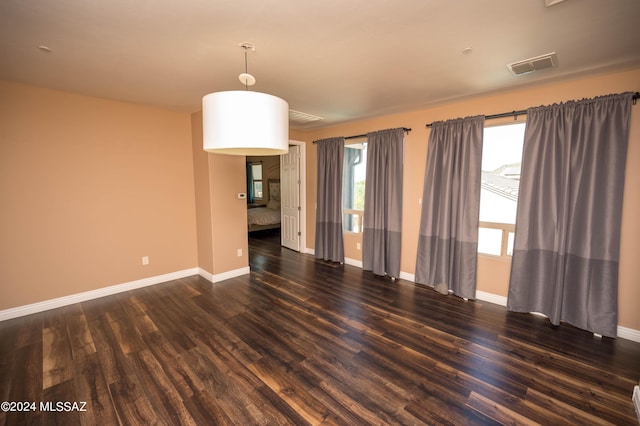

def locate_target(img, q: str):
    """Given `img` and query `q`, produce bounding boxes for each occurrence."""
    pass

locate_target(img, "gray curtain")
[362,128,404,278]
[246,162,254,203]
[415,116,484,299]
[508,93,633,338]
[315,137,345,263]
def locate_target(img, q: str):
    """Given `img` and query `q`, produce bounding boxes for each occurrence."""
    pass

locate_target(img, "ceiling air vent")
[507,52,558,76]
[289,109,323,125]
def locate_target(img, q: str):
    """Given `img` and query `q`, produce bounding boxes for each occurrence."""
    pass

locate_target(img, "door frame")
[282,139,306,252]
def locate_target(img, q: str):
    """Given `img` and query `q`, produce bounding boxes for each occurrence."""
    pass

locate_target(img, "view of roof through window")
[478,122,526,256]
[480,123,526,222]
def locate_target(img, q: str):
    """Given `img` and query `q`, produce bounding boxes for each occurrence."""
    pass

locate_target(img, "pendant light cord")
[244,47,249,91]
[238,42,256,90]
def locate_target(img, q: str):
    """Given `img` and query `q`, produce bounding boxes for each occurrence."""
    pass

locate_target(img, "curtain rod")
[425,91,640,128]
[313,127,411,143]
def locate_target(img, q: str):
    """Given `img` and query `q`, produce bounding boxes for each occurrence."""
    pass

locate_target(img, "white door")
[281,145,301,251]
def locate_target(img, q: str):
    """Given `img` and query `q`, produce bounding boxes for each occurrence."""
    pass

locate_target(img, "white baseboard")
[396,275,509,307]
[304,248,315,255]
[198,268,215,283]
[0,266,253,323]
[473,292,640,343]
[200,266,250,283]
[399,271,415,282]
[0,268,199,322]
[618,326,640,343]
[344,257,363,268]
[475,290,508,306]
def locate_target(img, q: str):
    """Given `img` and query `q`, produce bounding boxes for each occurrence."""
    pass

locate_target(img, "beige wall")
[302,68,640,331]
[0,80,276,312]
[191,112,249,276]
[191,113,214,273]
[0,81,198,309]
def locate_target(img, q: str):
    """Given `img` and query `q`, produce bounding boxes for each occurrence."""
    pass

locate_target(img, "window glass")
[251,164,262,180]
[343,142,367,233]
[477,228,503,256]
[251,163,263,199]
[478,123,525,256]
[254,181,263,199]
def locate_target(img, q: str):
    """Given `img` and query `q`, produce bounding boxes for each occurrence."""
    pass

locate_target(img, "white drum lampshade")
[202,90,289,156]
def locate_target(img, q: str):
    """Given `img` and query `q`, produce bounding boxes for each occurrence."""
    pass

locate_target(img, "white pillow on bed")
[267,200,281,210]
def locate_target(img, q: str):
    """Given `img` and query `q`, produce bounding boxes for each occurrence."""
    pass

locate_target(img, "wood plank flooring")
[1,232,639,425]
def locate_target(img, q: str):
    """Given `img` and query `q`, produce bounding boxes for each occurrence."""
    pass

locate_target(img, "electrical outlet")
[237,248,242,257]
[142,256,149,265]
[356,243,361,250]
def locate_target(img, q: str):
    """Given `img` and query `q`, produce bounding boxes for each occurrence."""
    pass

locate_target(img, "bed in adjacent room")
[248,179,281,232]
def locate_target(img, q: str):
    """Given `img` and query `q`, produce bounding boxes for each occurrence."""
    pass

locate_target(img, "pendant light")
[202,42,289,156]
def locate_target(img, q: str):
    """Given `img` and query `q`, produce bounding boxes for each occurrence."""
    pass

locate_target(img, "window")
[478,122,525,256]
[343,142,367,233]
[251,163,263,199]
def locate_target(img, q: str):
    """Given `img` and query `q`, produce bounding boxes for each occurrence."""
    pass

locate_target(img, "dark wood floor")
[1,232,639,425]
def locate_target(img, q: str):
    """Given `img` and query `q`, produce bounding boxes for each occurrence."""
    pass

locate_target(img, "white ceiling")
[1,0,639,129]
